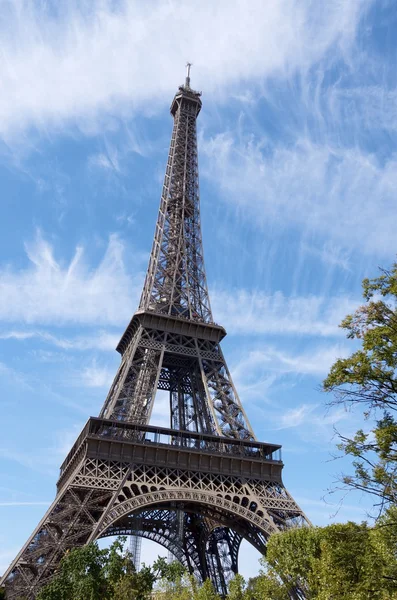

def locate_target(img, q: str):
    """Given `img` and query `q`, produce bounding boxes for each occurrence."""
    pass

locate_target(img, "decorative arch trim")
[98,489,277,538]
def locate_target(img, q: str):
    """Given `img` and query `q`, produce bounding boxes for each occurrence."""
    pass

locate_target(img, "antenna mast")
[185,62,192,88]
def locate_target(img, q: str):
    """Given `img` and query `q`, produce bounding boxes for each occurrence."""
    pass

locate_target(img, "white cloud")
[116,213,136,228]
[0,360,33,391]
[0,329,120,351]
[207,134,397,258]
[0,0,371,138]
[0,232,358,337]
[0,502,50,507]
[280,403,318,428]
[328,86,397,134]
[0,423,86,477]
[53,423,85,458]
[202,133,397,256]
[230,345,351,432]
[88,152,120,173]
[300,241,352,272]
[265,345,350,376]
[213,289,356,336]
[277,403,348,433]
[0,447,59,476]
[231,344,350,400]
[0,232,142,325]
[81,361,114,388]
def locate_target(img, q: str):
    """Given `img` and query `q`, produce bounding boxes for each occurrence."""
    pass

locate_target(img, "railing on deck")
[60,417,282,476]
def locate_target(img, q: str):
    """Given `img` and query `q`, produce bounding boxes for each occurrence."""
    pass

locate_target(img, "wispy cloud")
[0,232,142,325]
[0,502,50,507]
[0,234,357,338]
[300,241,351,272]
[280,403,319,428]
[116,212,136,228]
[202,134,397,256]
[0,361,33,391]
[80,361,114,388]
[0,0,371,139]
[88,152,120,173]
[328,86,397,135]
[0,329,120,351]
[230,344,350,411]
[54,423,85,457]
[232,345,350,385]
[213,289,356,336]
[0,447,59,476]
[0,423,85,476]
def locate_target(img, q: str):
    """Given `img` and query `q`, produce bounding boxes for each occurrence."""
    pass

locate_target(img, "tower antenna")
[185,62,192,88]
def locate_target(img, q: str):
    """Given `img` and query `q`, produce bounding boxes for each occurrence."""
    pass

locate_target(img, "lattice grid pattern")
[1,76,310,600]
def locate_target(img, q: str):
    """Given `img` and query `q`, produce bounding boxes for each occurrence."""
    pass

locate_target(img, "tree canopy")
[35,539,176,600]
[323,262,397,512]
[247,509,397,600]
[33,538,221,600]
[25,513,397,600]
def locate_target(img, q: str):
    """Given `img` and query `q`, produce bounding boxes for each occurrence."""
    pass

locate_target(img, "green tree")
[193,578,220,600]
[228,574,247,600]
[249,572,289,600]
[371,506,397,592]
[263,526,321,599]
[315,522,392,600]
[36,538,161,600]
[155,572,220,600]
[36,543,110,600]
[323,262,397,511]
[112,564,155,600]
[255,519,397,599]
[154,560,189,600]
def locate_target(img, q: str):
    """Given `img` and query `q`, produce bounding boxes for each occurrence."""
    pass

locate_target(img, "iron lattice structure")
[1,70,310,599]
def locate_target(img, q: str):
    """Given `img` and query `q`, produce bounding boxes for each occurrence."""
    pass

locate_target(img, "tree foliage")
[323,262,397,511]
[250,513,397,600]
[12,515,397,600]
[36,538,158,600]
[35,539,220,600]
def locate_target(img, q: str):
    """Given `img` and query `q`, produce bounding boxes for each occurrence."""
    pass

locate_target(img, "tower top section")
[138,68,212,324]
[170,63,202,116]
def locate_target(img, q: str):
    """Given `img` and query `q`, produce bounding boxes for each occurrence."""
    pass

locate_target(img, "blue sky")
[1,0,397,580]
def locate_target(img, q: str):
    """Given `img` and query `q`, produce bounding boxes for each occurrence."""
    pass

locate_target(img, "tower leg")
[100,326,165,424]
[129,514,142,571]
[206,528,241,597]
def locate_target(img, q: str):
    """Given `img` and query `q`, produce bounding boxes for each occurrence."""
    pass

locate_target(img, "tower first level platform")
[2,418,305,600]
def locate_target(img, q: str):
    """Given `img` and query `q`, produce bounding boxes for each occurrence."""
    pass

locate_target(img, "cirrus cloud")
[0,232,141,325]
[0,0,371,138]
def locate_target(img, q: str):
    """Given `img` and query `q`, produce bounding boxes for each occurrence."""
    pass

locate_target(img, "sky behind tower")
[1,0,396,580]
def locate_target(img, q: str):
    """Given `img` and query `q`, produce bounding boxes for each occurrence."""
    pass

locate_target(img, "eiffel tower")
[1,66,310,599]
